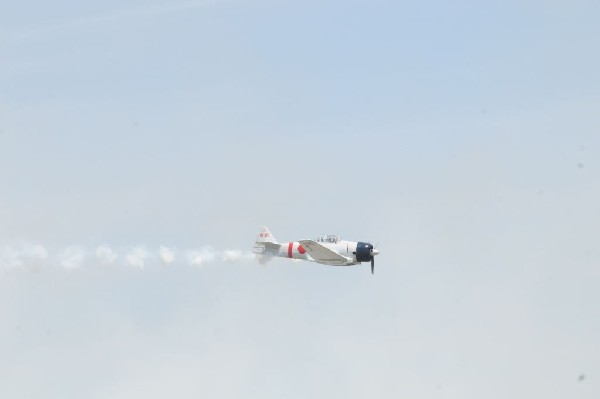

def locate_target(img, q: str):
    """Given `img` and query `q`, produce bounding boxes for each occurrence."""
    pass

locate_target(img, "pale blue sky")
[1,1,599,398]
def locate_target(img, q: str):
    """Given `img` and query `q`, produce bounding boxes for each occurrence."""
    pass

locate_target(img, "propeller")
[370,247,379,275]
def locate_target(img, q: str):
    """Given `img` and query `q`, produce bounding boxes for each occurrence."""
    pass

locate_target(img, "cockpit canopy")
[315,235,340,244]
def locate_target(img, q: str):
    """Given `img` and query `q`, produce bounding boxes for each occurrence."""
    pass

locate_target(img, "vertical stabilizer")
[253,226,280,260]
[255,226,278,245]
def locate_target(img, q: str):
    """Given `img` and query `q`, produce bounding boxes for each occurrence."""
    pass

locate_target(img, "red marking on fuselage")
[288,242,293,258]
[298,244,306,255]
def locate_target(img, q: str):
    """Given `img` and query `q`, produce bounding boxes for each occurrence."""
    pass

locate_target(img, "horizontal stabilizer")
[252,242,280,254]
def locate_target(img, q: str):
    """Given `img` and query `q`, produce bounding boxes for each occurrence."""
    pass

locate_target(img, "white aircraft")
[252,226,380,274]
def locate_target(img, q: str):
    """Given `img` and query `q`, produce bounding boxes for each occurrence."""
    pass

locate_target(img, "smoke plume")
[186,246,216,268]
[126,247,146,269]
[96,245,117,266]
[221,249,255,263]
[0,243,256,273]
[159,245,176,265]
[59,246,86,270]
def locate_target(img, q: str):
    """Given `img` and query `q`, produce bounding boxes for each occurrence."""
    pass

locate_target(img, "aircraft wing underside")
[298,240,352,266]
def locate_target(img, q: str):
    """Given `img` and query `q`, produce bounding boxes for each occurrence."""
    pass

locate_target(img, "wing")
[298,240,351,266]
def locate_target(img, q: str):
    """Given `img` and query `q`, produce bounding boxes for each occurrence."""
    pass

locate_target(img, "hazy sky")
[1,1,599,398]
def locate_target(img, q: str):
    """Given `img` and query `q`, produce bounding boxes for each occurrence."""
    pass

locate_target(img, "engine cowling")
[354,242,374,263]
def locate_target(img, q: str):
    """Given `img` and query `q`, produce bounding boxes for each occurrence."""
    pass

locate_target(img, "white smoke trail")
[159,245,176,265]
[96,245,117,266]
[24,244,48,272]
[31,245,49,261]
[0,243,256,273]
[0,244,49,272]
[126,247,146,269]
[220,249,255,263]
[186,246,216,268]
[59,246,86,270]
[0,246,23,271]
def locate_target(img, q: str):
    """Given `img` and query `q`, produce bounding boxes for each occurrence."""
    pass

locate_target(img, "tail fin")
[255,226,278,245]
[253,226,280,258]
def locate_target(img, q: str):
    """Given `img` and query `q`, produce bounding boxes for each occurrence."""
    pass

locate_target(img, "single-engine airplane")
[252,226,380,274]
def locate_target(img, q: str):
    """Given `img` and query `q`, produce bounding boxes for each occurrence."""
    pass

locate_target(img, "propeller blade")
[371,258,374,274]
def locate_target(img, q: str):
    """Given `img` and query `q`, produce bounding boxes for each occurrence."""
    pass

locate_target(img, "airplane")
[252,226,380,274]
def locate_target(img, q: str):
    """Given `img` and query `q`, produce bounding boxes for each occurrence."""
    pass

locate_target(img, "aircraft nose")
[371,249,380,256]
